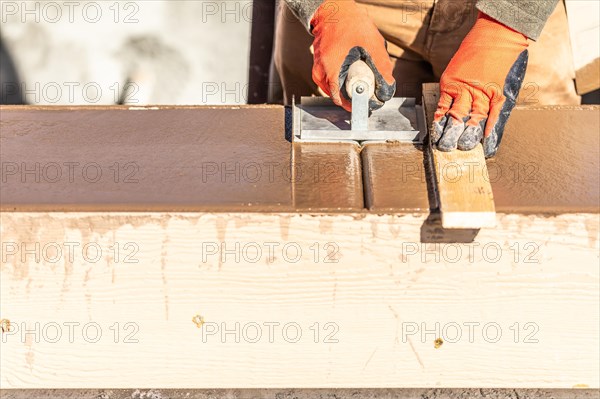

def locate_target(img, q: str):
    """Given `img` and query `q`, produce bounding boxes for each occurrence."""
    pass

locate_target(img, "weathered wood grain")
[1,212,598,389]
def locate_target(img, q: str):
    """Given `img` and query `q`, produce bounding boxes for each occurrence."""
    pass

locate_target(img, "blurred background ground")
[0,0,260,105]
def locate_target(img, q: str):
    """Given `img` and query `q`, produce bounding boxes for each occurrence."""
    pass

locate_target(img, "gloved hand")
[432,12,529,158]
[310,0,396,112]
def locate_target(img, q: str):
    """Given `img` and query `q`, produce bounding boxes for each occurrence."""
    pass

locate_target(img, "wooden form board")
[1,212,598,389]
[422,83,496,229]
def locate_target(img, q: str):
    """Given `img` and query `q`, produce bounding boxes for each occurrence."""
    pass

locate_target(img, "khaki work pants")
[272,0,581,105]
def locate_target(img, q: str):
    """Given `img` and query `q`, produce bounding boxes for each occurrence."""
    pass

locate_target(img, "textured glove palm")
[433,13,530,158]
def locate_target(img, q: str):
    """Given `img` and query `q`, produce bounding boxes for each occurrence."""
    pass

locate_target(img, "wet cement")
[490,106,599,213]
[362,143,431,212]
[292,142,364,211]
[1,105,598,214]
[363,106,600,214]
[0,106,363,212]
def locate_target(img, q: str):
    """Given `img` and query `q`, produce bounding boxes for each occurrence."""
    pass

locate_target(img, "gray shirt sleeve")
[283,0,324,31]
[476,0,559,40]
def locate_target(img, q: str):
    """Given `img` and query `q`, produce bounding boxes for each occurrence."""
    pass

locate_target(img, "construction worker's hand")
[310,0,396,112]
[432,13,529,158]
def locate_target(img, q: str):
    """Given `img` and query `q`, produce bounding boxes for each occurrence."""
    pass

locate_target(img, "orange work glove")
[433,12,529,158]
[310,0,396,112]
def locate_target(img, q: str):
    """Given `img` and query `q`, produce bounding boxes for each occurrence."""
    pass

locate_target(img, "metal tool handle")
[345,61,375,131]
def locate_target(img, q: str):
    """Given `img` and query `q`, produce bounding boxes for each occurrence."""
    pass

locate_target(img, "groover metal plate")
[293,96,423,144]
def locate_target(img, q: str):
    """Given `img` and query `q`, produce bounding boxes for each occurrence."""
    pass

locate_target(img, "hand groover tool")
[293,60,424,144]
